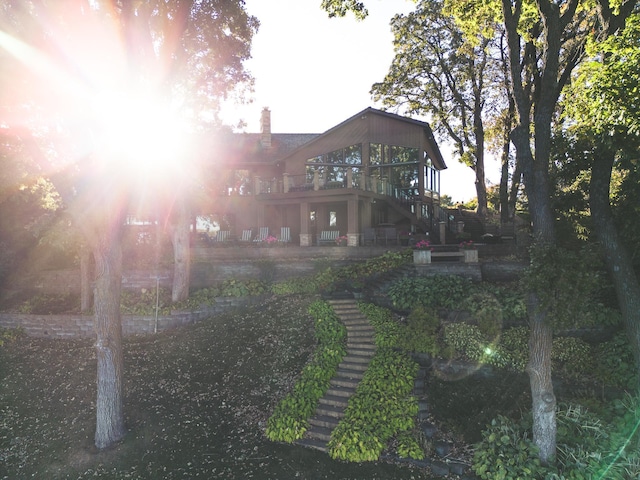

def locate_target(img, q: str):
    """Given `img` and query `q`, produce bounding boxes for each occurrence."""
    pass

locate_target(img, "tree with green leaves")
[371,0,507,217]
[0,0,257,449]
[563,12,640,383]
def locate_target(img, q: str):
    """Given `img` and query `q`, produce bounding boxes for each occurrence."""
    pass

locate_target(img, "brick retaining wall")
[0,295,269,338]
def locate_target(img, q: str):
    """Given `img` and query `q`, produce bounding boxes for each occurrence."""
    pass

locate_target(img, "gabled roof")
[277,107,447,169]
[206,132,319,166]
[204,107,445,169]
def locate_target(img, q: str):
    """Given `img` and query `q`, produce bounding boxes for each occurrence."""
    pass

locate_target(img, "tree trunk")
[171,198,191,302]
[92,225,126,449]
[80,244,93,312]
[512,123,558,464]
[499,139,511,223]
[474,111,488,217]
[590,147,640,382]
[527,296,557,461]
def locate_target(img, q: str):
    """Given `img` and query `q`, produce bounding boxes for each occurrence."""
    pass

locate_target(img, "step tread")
[305,425,333,441]
[296,437,328,452]
[309,414,341,428]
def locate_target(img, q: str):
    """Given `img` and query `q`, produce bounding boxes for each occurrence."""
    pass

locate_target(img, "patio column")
[347,198,359,247]
[299,201,312,247]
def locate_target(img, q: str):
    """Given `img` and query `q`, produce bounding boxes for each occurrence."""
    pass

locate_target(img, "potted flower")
[335,235,348,246]
[262,235,278,247]
[459,240,478,263]
[413,239,433,264]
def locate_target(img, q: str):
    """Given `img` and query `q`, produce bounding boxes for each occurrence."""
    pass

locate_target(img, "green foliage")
[443,323,499,366]
[476,398,640,479]
[490,284,528,322]
[271,276,318,295]
[120,288,172,316]
[359,303,439,355]
[254,259,277,283]
[401,306,440,354]
[463,292,503,340]
[388,275,476,311]
[551,337,593,380]
[265,300,346,443]
[395,430,425,460]
[523,245,603,329]
[15,293,80,315]
[358,302,403,349]
[567,13,640,135]
[473,415,549,479]
[173,280,269,312]
[594,332,637,389]
[0,327,20,347]
[498,326,529,373]
[328,348,419,461]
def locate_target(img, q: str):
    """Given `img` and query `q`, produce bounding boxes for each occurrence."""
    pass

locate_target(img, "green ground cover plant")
[328,348,419,462]
[265,300,347,443]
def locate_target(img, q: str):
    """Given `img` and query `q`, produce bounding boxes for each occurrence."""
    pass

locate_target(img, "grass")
[0,294,440,479]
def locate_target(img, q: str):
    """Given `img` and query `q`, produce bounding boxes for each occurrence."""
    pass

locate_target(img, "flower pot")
[463,249,478,263]
[413,250,432,265]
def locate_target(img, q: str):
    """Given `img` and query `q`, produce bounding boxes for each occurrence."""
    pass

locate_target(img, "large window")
[424,157,440,193]
[305,145,362,188]
[369,144,421,193]
[306,144,362,165]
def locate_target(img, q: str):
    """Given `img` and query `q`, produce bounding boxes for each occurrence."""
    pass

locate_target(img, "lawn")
[0,294,441,479]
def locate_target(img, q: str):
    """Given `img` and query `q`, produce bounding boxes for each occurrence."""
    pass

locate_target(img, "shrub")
[400,306,440,354]
[473,415,549,479]
[499,326,529,372]
[593,332,636,389]
[551,337,593,380]
[0,327,20,347]
[16,293,80,315]
[396,430,425,460]
[388,275,476,311]
[463,292,503,340]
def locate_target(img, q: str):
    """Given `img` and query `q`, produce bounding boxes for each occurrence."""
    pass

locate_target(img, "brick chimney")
[260,107,272,148]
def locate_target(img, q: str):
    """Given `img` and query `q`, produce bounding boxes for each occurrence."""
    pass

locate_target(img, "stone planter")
[413,250,432,265]
[463,249,478,263]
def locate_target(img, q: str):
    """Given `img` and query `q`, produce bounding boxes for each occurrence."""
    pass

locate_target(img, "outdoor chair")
[317,230,339,245]
[239,229,253,243]
[253,227,269,242]
[362,227,377,246]
[278,227,291,243]
[214,230,230,243]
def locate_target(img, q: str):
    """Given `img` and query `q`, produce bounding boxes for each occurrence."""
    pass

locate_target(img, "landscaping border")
[0,295,270,338]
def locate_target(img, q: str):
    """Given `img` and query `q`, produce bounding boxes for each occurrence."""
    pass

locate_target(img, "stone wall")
[0,295,268,338]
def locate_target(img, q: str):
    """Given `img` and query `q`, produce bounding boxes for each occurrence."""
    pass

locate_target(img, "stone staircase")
[295,297,376,452]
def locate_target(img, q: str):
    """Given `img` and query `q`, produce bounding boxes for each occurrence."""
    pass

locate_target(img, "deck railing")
[254,170,438,202]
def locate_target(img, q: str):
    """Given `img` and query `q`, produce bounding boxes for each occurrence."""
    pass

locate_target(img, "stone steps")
[296,297,375,453]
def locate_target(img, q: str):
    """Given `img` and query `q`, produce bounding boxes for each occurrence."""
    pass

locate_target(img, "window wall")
[306,144,363,187]
[369,144,420,194]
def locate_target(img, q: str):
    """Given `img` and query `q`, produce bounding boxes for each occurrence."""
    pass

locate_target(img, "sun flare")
[92,89,189,178]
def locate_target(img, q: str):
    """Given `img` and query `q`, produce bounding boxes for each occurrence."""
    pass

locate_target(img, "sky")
[220,0,498,202]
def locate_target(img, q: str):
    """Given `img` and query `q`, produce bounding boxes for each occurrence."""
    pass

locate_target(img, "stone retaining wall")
[0,295,268,338]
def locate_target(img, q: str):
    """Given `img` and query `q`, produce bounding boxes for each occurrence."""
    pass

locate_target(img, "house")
[198,107,448,246]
